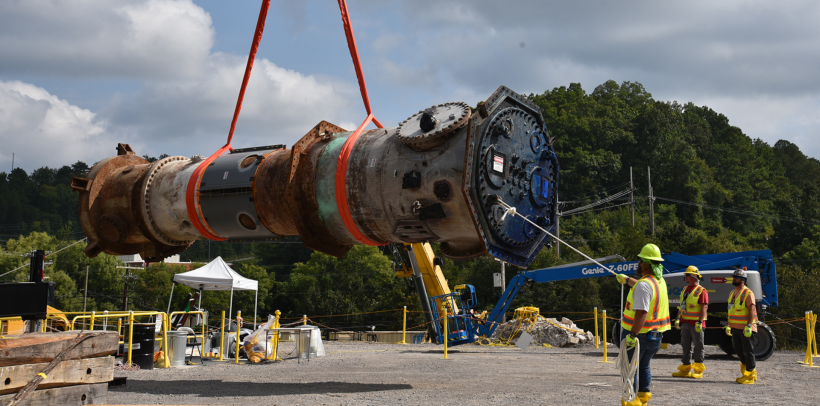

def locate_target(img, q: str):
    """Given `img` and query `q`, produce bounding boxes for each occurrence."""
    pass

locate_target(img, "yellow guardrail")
[67,310,170,368]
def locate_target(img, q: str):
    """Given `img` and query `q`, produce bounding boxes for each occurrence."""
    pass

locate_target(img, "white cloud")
[692,95,820,160]
[98,53,359,158]
[0,0,213,79]
[0,81,110,171]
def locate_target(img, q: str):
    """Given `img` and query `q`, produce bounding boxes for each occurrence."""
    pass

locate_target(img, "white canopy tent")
[167,256,259,325]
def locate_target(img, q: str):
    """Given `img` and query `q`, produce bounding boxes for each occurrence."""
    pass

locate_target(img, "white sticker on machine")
[493,155,504,173]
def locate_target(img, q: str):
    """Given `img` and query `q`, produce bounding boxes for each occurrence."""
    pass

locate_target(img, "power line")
[652,196,820,226]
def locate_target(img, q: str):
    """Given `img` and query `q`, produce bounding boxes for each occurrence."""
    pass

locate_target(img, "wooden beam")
[0,331,117,367]
[0,382,107,406]
[0,357,113,395]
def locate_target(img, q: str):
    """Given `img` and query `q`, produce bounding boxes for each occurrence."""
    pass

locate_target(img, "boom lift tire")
[718,333,734,356]
[716,324,776,361]
[611,323,622,348]
[616,320,774,361]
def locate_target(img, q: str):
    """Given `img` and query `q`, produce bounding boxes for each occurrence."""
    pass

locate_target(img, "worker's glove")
[744,325,752,337]
[674,319,681,329]
[615,274,628,285]
[695,323,702,333]
[625,333,638,348]
[725,326,732,336]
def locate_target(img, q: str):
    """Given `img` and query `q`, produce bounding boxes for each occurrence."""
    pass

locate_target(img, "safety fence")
[0,310,210,369]
[3,307,816,367]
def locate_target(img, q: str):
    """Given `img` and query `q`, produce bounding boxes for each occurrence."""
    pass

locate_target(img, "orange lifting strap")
[186,0,384,245]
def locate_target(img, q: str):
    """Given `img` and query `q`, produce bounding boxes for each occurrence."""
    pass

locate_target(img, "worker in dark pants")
[672,266,708,378]
[725,267,758,384]
[616,243,671,406]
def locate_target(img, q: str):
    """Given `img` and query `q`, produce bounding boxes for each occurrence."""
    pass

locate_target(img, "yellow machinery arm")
[396,243,451,299]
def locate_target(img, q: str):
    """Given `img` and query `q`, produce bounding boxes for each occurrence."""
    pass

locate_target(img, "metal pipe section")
[72,86,559,267]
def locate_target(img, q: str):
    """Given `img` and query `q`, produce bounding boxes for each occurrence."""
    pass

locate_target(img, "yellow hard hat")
[637,243,664,262]
[684,266,702,279]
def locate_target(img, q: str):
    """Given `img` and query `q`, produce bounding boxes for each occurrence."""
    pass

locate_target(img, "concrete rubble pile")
[483,316,596,347]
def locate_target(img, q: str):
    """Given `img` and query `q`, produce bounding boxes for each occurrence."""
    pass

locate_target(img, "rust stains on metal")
[288,122,351,257]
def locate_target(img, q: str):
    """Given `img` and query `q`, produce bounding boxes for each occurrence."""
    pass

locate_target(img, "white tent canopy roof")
[172,256,258,291]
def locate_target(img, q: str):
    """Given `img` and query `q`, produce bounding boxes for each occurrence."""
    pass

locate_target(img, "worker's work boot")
[736,368,756,384]
[737,363,746,380]
[691,362,705,379]
[671,364,692,377]
[620,397,642,406]
[637,392,652,405]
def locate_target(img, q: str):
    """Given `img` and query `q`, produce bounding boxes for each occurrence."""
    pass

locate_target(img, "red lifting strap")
[185,0,271,241]
[335,0,384,246]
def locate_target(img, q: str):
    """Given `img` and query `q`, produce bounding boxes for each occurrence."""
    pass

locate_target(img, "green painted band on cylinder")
[315,132,357,244]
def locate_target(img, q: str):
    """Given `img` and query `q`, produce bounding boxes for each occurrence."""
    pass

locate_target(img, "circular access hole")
[238,214,257,230]
[433,180,453,202]
[81,394,87,401]
[5,378,10,385]
[86,368,92,375]
[240,155,259,169]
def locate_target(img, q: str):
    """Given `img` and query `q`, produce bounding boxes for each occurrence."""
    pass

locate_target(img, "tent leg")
[228,287,234,327]
[254,290,258,328]
[167,283,175,315]
[198,289,202,310]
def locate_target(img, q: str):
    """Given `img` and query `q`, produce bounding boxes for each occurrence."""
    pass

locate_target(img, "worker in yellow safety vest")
[672,266,708,379]
[725,267,759,384]
[615,243,671,406]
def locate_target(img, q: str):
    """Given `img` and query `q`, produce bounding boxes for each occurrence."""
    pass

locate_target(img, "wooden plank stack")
[0,331,118,406]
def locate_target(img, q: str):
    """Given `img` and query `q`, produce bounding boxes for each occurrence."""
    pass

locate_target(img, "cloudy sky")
[1,0,819,173]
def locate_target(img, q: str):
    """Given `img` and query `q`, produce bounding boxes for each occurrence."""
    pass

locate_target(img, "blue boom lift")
[425,249,778,361]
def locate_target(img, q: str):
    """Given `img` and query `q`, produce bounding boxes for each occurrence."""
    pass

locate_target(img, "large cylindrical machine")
[71,86,559,267]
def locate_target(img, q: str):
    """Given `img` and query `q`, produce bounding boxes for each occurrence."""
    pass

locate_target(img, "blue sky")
[2,0,819,172]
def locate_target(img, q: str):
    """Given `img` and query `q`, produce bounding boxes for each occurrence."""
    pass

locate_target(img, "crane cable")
[497,197,641,402]
[334,0,385,246]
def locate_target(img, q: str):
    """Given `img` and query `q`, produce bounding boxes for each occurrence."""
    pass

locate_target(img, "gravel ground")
[111,341,817,405]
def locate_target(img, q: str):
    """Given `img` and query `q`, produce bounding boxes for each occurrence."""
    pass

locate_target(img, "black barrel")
[123,323,156,370]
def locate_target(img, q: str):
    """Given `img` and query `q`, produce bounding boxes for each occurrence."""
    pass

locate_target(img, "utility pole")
[122,268,130,311]
[630,167,635,227]
[117,265,143,312]
[648,167,655,236]
[83,266,89,312]
[555,191,560,257]
[500,261,506,323]
[11,153,14,172]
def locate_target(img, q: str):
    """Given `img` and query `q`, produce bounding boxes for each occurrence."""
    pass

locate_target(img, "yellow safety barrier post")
[594,306,599,349]
[443,316,448,360]
[811,311,818,358]
[163,313,170,368]
[802,311,819,367]
[401,306,407,344]
[270,310,282,362]
[303,315,307,325]
[219,311,225,361]
[89,311,95,331]
[127,311,134,365]
[235,311,241,364]
[598,310,613,364]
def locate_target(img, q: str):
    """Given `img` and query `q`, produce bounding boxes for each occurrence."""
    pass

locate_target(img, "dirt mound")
[487,316,595,347]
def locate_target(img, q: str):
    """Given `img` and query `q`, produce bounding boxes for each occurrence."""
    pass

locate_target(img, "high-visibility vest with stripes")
[621,275,671,333]
[728,287,758,330]
[679,285,707,321]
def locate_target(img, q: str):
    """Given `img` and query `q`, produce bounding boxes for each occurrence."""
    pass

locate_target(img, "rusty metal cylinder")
[74,86,559,267]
